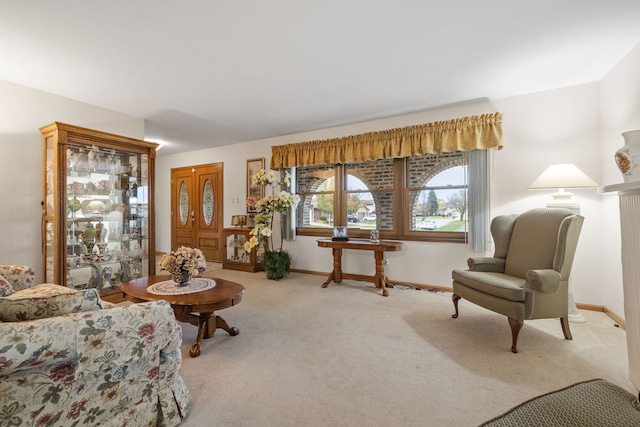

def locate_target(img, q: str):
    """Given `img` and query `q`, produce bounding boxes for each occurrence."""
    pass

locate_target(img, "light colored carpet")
[176,267,633,427]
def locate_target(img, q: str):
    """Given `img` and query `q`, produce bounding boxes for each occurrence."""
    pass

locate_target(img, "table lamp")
[231,215,247,227]
[528,163,598,214]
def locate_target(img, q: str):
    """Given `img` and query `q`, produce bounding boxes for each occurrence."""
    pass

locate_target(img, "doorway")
[170,163,224,261]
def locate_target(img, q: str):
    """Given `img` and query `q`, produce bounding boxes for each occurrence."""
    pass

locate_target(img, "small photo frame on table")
[246,158,265,212]
[332,226,349,241]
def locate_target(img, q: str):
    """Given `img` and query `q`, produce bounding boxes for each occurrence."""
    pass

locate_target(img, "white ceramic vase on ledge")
[615,130,640,183]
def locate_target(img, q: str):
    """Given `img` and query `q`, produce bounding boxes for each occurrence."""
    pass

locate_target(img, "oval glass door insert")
[202,179,214,225]
[179,181,189,225]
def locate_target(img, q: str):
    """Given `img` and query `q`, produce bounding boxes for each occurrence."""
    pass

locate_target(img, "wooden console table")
[316,238,403,297]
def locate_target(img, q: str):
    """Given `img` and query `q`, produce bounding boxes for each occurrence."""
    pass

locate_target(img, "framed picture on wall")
[246,158,265,211]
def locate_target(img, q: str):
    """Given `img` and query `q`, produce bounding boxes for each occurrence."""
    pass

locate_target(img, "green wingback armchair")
[451,208,584,353]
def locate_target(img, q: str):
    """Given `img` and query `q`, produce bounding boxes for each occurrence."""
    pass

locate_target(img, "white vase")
[615,130,640,182]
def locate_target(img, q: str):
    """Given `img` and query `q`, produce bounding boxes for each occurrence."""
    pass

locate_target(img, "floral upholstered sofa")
[0,265,191,427]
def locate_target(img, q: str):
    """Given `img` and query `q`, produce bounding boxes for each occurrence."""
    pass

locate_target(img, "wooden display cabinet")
[41,122,157,302]
[222,227,263,272]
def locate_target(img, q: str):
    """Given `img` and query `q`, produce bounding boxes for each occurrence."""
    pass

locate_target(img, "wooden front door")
[171,163,224,261]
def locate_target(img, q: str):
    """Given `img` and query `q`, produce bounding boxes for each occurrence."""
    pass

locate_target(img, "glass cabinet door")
[64,144,150,290]
[43,135,56,283]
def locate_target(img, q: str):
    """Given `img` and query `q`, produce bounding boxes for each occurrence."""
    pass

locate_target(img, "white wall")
[0,80,144,283]
[599,43,640,318]
[156,82,608,310]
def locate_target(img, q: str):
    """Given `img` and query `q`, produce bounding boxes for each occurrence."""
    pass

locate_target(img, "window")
[406,153,468,236]
[346,158,395,231]
[295,151,471,242]
[295,164,335,228]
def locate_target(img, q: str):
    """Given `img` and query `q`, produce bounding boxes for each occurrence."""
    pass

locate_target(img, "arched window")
[410,165,467,233]
[345,174,374,228]
[295,164,335,229]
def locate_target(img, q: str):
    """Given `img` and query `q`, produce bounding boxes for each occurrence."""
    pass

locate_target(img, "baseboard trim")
[576,303,603,312]
[603,306,626,329]
[574,303,625,328]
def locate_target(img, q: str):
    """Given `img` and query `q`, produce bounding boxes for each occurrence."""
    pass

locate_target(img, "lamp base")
[546,191,580,214]
[568,291,586,323]
[543,189,584,321]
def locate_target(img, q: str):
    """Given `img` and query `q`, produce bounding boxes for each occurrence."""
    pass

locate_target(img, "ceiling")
[1,1,639,156]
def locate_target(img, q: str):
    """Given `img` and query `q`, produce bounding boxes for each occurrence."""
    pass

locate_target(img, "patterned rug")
[480,379,640,427]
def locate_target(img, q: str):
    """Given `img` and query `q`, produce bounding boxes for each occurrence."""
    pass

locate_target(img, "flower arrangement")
[244,169,300,279]
[251,169,280,188]
[246,196,257,212]
[244,169,299,253]
[159,246,207,278]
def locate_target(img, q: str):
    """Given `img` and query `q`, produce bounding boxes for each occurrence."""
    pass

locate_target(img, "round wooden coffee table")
[121,275,245,357]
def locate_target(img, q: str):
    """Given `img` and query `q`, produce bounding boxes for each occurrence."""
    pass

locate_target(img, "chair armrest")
[0,311,77,377]
[0,265,35,292]
[467,257,506,272]
[525,269,560,292]
[76,300,179,375]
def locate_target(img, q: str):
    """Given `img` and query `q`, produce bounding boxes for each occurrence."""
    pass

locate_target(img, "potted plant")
[262,249,292,280]
[244,169,300,280]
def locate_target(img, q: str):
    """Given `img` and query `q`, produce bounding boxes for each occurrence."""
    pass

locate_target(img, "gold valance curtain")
[270,112,503,169]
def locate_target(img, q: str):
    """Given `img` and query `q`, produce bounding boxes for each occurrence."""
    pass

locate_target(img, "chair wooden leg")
[452,294,461,318]
[560,317,573,340]
[508,317,523,353]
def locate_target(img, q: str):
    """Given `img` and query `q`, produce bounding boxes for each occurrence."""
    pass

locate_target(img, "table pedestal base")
[174,309,239,357]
